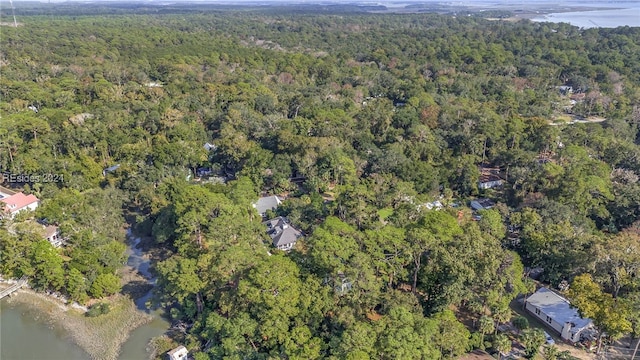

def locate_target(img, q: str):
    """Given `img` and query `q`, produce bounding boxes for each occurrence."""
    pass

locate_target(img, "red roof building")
[1,192,39,218]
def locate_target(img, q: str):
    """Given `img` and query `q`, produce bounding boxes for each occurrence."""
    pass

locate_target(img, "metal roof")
[527,288,593,330]
[253,195,282,215]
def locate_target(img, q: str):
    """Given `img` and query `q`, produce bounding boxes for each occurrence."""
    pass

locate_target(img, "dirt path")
[555,343,597,360]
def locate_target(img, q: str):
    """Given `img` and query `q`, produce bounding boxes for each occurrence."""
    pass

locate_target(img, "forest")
[0,4,639,360]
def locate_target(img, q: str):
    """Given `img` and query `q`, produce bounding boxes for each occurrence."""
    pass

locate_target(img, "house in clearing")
[525,287,596,343]
[1,192,39,219]
[264,216,302,251]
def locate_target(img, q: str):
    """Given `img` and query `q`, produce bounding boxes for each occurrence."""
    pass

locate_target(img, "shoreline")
[1,286,153,360]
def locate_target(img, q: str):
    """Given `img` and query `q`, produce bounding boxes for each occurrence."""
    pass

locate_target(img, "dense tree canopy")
[1,5,639,359]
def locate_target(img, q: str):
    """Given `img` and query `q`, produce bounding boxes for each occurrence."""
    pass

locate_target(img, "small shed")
[167,345,188,360]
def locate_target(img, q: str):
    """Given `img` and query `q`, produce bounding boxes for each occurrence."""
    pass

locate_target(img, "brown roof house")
[478,166,504,190]
[264,216,302,251]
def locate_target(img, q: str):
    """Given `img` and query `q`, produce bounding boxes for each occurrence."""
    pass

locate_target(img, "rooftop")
[104,164,121,173]
[264,216,302,248]
[253,195,282,215]
[527,288,593,330]
[479,173,503,183]
[471,198,495,209]
[167,345,188,360]
[1,193,39,213]
[43,225,59,239]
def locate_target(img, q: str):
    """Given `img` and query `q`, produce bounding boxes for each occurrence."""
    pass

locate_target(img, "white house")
[167,345,188,360]
[478,174,504,190]
[525,288,596,343]
[1,192,39,219]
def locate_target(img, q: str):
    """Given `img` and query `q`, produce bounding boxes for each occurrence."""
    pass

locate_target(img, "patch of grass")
[86,302,111,317]
[149,335,180,360]
[378,207,394,221]
[66,295,152,360]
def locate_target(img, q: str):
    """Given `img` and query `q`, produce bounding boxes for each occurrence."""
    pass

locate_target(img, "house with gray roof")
[264,216,302,251]
[253,195,282,217]
[470,198,495,211]
[525,287,596,343]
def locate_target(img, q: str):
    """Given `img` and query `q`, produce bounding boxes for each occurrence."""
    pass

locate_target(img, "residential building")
[525,287,596,343]
[102,164,120,177]
[253,195,282,217]
[478,166,504,190]
[1,192,39,218]
[334,271,353,294]
[470,198,495,211]
[204,142,217,151]
[167,345,188,360]
[264,216,302,251]
[43,225,64,247]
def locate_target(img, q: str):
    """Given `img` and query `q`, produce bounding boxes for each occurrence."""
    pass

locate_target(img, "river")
[532,1,640,28]
[0,232,169,360]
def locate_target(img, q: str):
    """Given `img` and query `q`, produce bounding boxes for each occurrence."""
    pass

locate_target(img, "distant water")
[532,3,640,28]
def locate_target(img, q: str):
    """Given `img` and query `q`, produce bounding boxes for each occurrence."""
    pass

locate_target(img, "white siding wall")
[8,202,39,219]
[25,202,39,212]
[479,180,504,189]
